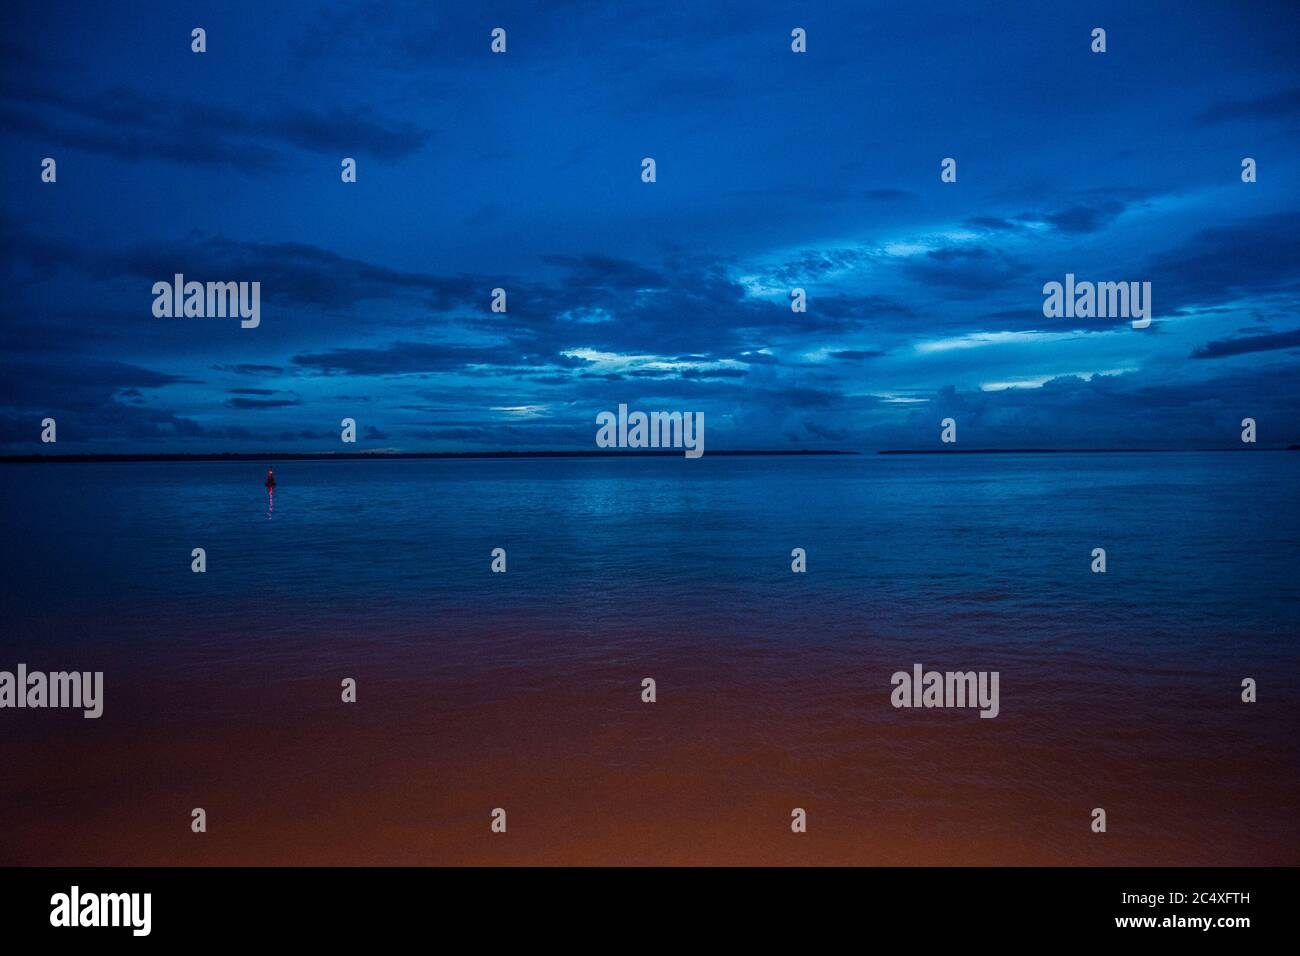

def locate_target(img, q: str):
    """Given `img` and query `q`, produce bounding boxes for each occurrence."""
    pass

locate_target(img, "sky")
[2,0,1298,453]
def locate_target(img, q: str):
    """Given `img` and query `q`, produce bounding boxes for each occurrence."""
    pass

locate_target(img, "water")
[1,453,1297,864]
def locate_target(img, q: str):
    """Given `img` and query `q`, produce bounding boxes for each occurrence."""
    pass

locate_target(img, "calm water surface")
[1,453,1296,864]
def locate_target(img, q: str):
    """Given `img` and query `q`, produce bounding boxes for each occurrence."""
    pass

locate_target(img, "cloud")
[225,397,303,409]
[1145,214,1300,312]
[965,216,1025,233]
[290,342,573,375]
[1197,87,1300,124]
[868,364,1300,449]
[216,365,286,376]
[1191,327,1300,359]
[539,255,666,290]
[965,194,1144,236]
[0,360,197,408]
[0,358,221,446]
[98,236,477,311]
[904,245,1028,296]
[829,349,886,361]
[769,248,876,284]
[1039,200,1127,235]
[679,367,747,379]
[0,83,430,170]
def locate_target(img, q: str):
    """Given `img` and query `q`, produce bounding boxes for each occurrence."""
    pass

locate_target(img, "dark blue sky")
[2,0,1298,452]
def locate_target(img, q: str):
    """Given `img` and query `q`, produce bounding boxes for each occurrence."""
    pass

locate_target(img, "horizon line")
[878,446,1300,455]
[2,446,1297,463]
[0,449,859,464]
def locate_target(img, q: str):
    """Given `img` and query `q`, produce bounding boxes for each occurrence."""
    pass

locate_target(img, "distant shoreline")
[1,447,1295,463]
[879,447,1300,455]
[0,449,859,464]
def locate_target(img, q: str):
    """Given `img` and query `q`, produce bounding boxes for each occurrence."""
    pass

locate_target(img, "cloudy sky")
[2,0,1298,453]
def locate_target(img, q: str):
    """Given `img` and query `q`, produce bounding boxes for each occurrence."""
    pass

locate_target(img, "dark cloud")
[225,397,302,409]
[95,236,477,311]
[0,360,197,407]
[904,245,1028,296]
[770,248,875,284]
[1197,87,1300,124]
[862,189,914,201]
[782,386,844,409]
[679,367,747,379]
[1191,327,1300,359]
[215,364,286,376]
[0,100,280,172]
[873,365,1300,450]
[290,342,572,375]
[539,255,667,290]
[1145,214,1300,312]
[727,186,914,205]
[0,359,219,446]
[0,83,430,170]
[1039,200,1127,235]
[993,194,1143,235]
